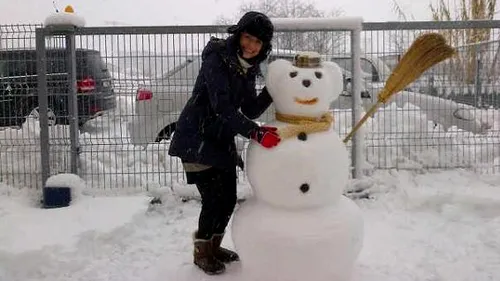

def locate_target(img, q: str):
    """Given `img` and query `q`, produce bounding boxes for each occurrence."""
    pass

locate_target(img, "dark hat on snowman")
[227,11,274,44]
[293,51,322,68]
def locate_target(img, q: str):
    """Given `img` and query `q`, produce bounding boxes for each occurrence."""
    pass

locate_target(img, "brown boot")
[193,232,225,275]
[212,233,240,263]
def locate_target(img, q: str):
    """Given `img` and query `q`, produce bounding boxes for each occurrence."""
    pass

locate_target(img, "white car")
[127,55,198,145]
[329,54,492,134]
[127,55,265,152]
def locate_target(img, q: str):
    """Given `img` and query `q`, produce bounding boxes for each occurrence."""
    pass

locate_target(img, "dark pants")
[186,166,237,240]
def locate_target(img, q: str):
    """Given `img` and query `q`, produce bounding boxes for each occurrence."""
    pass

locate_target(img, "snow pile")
[45,173,87,203]
[78,95,184,191]
[78,140,184,191]
[44,5,86,27]
[0,194,148,255]
[333,102,500,173]
[354,169,500,281]
[0,118,71,189]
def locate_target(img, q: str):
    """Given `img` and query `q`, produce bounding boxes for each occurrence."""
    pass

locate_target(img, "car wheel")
[27,107,57,126]
[155,122,177,142]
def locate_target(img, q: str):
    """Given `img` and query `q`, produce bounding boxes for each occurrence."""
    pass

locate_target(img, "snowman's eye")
[315,71,322,79]
[289,71,298,78]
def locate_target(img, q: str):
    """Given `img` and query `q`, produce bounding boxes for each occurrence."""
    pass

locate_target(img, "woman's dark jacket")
[168,36,273,169]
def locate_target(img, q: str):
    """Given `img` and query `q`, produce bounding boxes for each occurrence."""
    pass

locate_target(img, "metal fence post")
[350,28,363,179]
[66,32,79,174]
[474,44,482,107]
[36,27,50,188]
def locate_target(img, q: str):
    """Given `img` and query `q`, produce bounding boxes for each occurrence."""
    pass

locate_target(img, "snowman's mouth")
[294,97,318,105]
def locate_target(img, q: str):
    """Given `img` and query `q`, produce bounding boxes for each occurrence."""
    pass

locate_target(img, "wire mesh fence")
[1,20,500,190]
[36,24,362,190]
[361,21,500,172]
[0,24,55,189]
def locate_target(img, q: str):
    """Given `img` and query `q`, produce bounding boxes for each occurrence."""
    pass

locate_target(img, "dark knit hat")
[227,11,274,44]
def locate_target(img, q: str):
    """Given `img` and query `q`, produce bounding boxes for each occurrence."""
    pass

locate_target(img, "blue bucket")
[43,187,72,208]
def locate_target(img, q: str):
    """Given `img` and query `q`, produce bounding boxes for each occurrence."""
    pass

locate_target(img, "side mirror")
[361,90,371,99]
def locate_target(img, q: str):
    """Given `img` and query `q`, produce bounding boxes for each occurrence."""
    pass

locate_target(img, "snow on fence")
[1,20,500,191]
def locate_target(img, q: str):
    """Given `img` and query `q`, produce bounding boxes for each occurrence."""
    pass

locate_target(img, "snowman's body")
[232,196,363,281]
[231,52,364,281]
[246,119,350,209]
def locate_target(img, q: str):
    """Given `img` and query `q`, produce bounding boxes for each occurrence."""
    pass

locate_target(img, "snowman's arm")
[202,53,260,138]
[240,85,273,119]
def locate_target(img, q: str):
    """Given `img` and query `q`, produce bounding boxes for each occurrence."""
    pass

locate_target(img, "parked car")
[0,48,116,127]
[326,53,492,133]
[127,50,372,146]
[127,54,197,145]
[331,54,392,84]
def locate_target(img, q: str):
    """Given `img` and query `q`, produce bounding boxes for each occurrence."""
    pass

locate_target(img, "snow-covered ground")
[0,168,499,281]
[1,90,500,280]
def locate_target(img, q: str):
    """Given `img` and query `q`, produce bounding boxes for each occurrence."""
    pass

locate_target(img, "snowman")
[231,51,364,281]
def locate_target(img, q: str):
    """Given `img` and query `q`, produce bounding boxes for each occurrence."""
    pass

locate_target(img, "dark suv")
[0,48,116,127]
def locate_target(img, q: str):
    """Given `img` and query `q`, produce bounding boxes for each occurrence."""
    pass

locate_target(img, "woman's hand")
[251,126,281,148]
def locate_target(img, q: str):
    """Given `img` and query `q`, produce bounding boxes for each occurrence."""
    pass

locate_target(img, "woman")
[168,11,280,275]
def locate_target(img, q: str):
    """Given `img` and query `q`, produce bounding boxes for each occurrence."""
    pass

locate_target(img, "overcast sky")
[1,0,433,26]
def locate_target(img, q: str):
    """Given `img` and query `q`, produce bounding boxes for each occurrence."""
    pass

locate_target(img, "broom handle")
[341,33,455,144]
[342,101,381,144]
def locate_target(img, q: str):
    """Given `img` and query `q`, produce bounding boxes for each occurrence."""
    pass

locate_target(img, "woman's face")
[239,32,263,59]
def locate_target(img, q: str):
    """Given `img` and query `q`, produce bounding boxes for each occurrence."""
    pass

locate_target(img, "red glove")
[251,126,281,148]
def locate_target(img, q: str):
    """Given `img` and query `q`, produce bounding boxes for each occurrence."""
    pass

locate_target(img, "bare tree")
[391,0,498,84]
[430,0,497,84]
[389,0,421,54]
[215,0,346,54]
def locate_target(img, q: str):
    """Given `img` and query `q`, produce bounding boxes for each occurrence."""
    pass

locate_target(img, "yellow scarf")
[275,112,334,139]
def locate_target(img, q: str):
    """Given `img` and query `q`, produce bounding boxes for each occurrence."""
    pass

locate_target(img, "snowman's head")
[265,51,344,118]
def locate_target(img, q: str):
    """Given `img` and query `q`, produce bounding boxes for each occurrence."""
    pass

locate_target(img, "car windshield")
[165,56,201,82]
[332,57,374,76]
[0,60,36,76]
[77,51,108,78]
[0,50,109,78]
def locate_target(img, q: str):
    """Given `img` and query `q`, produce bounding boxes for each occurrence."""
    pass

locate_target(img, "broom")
[342,32,456,144]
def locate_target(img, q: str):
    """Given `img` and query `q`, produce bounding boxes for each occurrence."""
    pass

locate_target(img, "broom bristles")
[378,32,456,103]
[342,32,456,143]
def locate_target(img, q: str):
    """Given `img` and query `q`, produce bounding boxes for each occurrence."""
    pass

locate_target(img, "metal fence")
[1,20,500,191]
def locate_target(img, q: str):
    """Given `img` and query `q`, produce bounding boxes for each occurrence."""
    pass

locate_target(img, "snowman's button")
[297,132,307,141]
[300,183,309,193]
